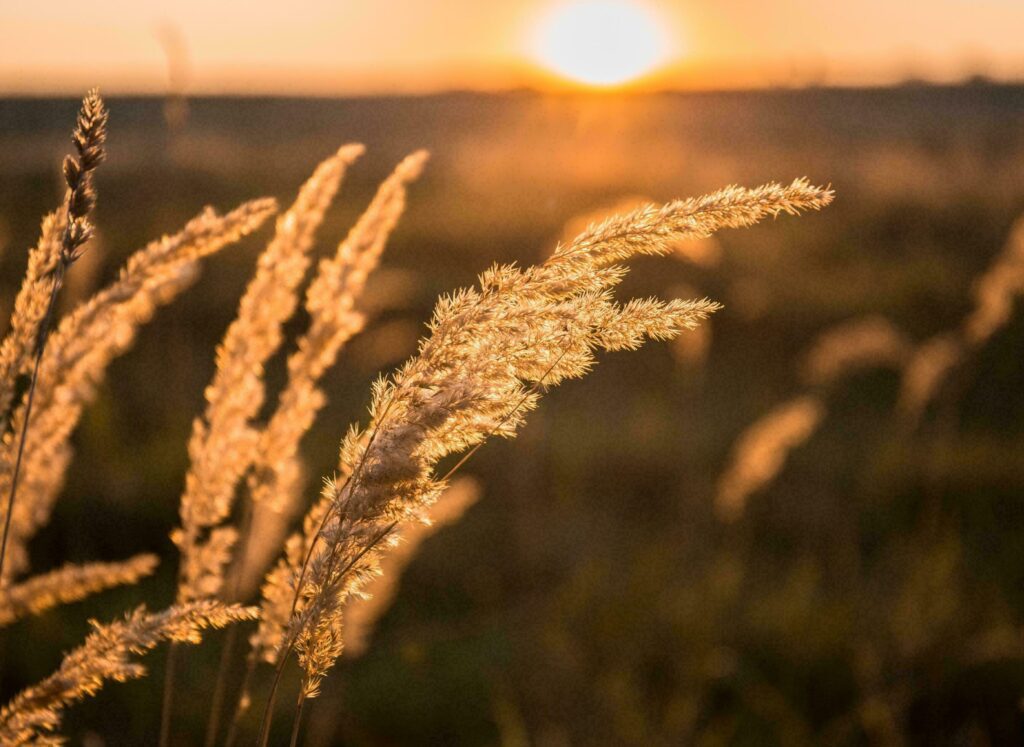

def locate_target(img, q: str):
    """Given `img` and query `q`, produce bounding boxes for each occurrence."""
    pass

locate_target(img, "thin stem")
[159,560,189,746]
[288,690,307,747]
[0,267,63,584]
[256,641,292,747]
[164,385,260,741]
[158,641,179,747]
[256,521,395,747]
[203,625,238,747]
[202,496,255,747]
[252,451,375,745]
[254,384,405,747]
[252,398,400,743]
[223,653,256,747]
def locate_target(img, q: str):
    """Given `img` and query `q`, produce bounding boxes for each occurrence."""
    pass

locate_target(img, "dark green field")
[1,86,1024,745]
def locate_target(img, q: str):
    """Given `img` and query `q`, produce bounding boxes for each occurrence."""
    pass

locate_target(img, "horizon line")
[2,76,1023,100]
[2,72,1024,100]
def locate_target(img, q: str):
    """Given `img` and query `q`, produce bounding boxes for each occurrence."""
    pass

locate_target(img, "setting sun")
[531,0,670,87]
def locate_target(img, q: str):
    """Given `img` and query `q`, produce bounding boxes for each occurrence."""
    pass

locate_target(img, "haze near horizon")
[2,0,1023,95]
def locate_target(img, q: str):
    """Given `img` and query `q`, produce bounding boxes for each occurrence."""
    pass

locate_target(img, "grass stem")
[0,266,63,583]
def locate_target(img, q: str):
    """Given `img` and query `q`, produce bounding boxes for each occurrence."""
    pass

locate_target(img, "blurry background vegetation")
[0,86,1023,744]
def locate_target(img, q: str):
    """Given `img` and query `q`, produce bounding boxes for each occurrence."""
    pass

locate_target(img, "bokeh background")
[3,1,1024,745]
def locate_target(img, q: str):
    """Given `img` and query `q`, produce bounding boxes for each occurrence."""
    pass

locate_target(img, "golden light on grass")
[0,89,837,745]
[531,0,670,87]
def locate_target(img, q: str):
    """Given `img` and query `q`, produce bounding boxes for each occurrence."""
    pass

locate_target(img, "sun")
[531,0,670,87]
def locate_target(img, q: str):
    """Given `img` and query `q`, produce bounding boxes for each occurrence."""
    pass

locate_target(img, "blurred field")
[1,86,1024,744]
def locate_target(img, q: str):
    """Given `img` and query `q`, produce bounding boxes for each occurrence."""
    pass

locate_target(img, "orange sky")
[2,0,1023,94]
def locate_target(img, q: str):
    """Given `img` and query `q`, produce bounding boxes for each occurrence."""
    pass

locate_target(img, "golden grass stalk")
[0,90,108,583]
[561,196,723,268]
[252,179,830,744]
[0,210,65,419]
[964,216,1024,347]
[230,151,427,601]
[53,199,278,350]
[60,89,108,263]
[801,315,912,387]
[899,215,1024,420]
[0,554,158,628]
[0,199,277,583]
[552,178,831,267]
[215,155,426,746]
[716,313,912,522]
[245,150,428,518]
[898,334,965,421]
[161,148,360,746]
[715,313,910,522]
[173,145,364,604]
[261,290,717,682]
[715,395,826,522]
[0,601,256,745]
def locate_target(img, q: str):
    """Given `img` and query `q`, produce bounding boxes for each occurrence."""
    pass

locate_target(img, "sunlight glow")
[532,0,670,87]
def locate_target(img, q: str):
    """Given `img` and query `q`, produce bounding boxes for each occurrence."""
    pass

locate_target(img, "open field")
[1,86,1024,744]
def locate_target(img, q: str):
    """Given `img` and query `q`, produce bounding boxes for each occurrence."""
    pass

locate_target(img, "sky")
[2,0,1023,94]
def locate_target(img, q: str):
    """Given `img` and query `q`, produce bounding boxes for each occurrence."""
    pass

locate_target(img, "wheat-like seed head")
[0,211,67,420]
[252,178,831,696]
[0,90,108,431]
[0,200,277,583]
[897,215,1024,423]
[173,146,364,602]
[61,89,108,263]
[718,314,914,522]
[715,395,826,522]
[552,178,833,268]
[801,315,913,387]
[0,554,158,628]
[221,151,428,611]
[963,216,1024,347]
[0,601,256,745]
[247,150,428,516]
[723,210,1024,508]
[897,334,965,421]
[251,487,336,664]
